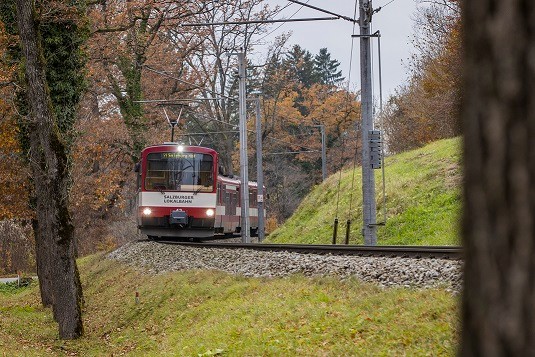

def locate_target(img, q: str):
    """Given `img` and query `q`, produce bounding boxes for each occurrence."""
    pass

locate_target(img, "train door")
[249,188,258,229]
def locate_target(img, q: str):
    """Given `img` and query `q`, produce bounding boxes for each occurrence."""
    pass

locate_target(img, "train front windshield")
[145,152,214,192]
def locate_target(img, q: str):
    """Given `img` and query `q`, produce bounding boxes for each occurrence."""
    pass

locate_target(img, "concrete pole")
[359,0,377,245]
[237,52,251,243]
[254,96,265,242]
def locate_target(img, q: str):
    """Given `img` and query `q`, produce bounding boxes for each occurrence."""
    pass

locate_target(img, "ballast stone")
[108,241,463,292]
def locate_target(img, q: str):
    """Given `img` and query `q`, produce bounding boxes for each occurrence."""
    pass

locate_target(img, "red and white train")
[136,143,261,239]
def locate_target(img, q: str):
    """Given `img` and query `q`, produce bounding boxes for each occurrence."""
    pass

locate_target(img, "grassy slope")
[0,254,459,356]
[267,138,462,245]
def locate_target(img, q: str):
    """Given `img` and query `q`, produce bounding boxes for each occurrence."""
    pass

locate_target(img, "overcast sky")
[253,0,420,98]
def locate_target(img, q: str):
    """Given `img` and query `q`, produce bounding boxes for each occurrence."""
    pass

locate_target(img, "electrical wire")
[144,65,318,152]
[375,0,398,12]
[184,107,318,152]
[144,65,238,102]
[254,0,310,43]
[264,150,318,155]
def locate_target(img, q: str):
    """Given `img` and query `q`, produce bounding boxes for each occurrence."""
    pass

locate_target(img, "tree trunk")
[15,0,83,339]
[32,218,54,307]
[461,0,535,355]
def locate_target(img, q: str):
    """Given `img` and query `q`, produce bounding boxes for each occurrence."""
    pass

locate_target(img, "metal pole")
[255,96,265,242]
[359,0,377,245]
[237,52,251,243]
[320,125,327,181]
[332,218,338,244]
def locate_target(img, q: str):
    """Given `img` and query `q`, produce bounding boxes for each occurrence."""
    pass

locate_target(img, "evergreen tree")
[262,53,285,97]
[283,45,318,87]
[314,48,344,86]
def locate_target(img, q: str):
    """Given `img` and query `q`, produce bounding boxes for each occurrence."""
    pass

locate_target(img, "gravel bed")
[108,240,463,292]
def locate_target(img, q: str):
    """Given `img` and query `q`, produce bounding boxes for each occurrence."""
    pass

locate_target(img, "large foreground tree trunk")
[461,0,535,355]
[16,0,83,339]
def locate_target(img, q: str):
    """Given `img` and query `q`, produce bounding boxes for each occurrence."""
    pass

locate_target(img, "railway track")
[154,240,463,260]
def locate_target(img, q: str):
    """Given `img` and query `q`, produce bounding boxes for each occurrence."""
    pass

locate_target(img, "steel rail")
[154,240,463,259]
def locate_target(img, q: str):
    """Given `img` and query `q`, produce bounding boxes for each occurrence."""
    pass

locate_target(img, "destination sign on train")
[161,152,194,159]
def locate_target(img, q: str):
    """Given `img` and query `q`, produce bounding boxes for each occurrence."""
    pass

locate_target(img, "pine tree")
[314,48,344,86]
[283,45,318,87]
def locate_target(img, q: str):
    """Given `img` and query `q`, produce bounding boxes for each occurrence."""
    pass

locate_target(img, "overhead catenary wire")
[143,65,238,102]
[264,150,318,155]
[180,106,319,153]
[133,98,230,103]
[144,8,375,233]
[255,0,309,43]
[143,64,319,152]
[181,17,338,27]
[373,0,399,14]
[178,130,239,136]
[182,0,332,30]
[287,0,358,24]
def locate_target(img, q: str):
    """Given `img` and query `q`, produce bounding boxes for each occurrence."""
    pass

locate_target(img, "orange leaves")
[381,1,461,154]
[0,94,32,220]
[261,83,359,164]
[71,116,131,214]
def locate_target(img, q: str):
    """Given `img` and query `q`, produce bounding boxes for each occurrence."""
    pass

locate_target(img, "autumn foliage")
[256,47,360,220]
[0,20,34,275]
[381,1,461,154]
[0,0,467,277]
[0,1,363,272]
[0,21,30,221]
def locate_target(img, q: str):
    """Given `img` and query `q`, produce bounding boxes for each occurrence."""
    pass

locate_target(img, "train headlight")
[177,145,184,152]
[143,208,152,216]
[206,208,215,217]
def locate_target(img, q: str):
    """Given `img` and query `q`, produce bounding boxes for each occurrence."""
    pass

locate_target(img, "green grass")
[267,137,462,245]
[0,254,459,356]
[0,138,462,355]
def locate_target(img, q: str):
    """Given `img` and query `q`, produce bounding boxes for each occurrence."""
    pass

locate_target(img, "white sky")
[253,0,420,98]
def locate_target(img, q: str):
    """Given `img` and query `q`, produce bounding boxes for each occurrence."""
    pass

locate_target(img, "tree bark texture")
[15,0,83,339]
[461,0,535,355]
